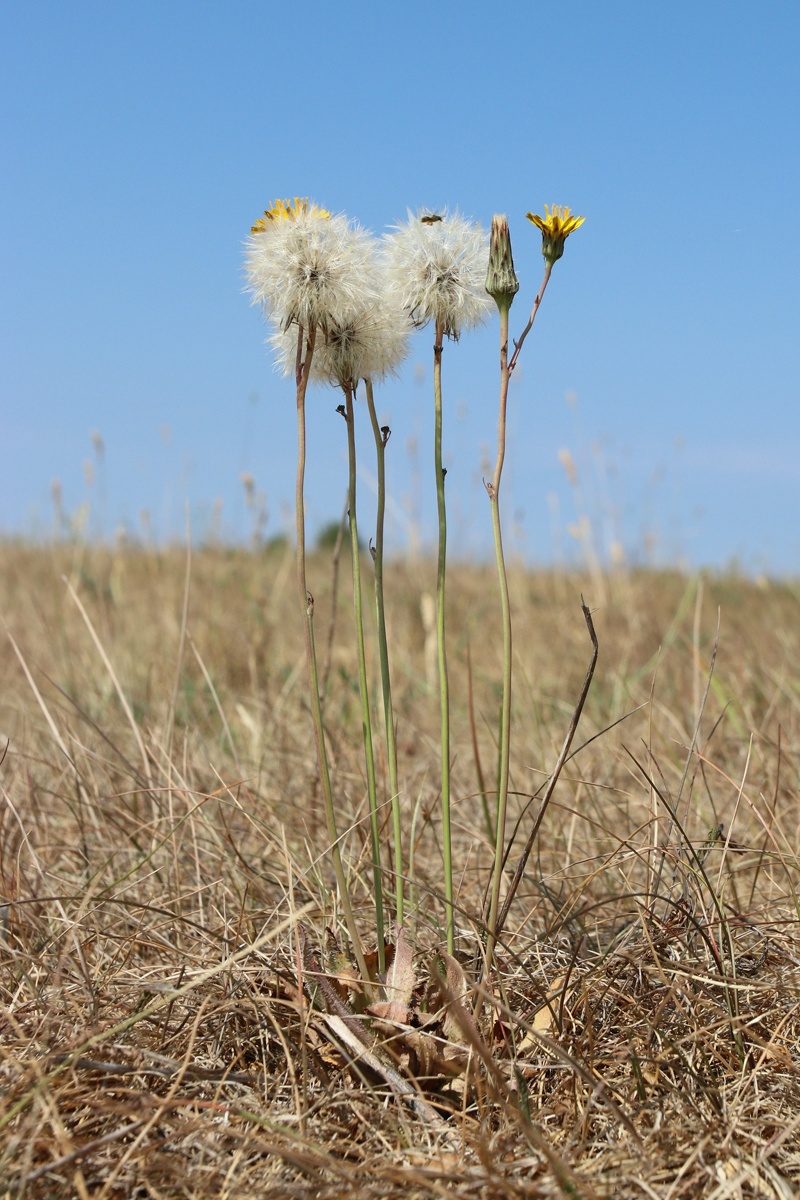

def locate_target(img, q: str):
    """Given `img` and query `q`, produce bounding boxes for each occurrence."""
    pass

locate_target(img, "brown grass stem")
[495,597,599,944]
[63,576,153,785]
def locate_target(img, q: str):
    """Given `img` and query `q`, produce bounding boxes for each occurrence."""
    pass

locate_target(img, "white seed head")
[245,207,376,335]
[269,279,412,389]
[382,209,493,340]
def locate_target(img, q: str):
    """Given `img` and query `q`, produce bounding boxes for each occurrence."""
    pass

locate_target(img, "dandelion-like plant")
[383,210,493,340]
[384,210,491,952]
[270,262,411,963]
[245,198,377,981]
[484,204,584,969]
[246,197,373,334]
[326,292,410,966]
[247,196,584,979]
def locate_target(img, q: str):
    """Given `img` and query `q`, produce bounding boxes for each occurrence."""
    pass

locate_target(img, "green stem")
[485,302,512,968]
[365,378,404,929]
[344,384,385,972]
[433,318,454,954]
[294,332,370,988]
[485,263,552,969]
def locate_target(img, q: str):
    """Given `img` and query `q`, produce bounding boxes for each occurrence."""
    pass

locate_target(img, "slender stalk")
[508,264,552,377]
[343,384,385,972]
[484,302,513,968]
[485,263,552,969]
[365,378,404,928]
[433,317,454,953]
[467,641,494,844]
[294,330,370,986]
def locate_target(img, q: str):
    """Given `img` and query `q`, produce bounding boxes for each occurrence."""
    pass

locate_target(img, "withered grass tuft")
[1,541,799,1198]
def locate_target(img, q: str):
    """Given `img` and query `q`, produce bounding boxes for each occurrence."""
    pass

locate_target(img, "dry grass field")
[1,540,799,1198]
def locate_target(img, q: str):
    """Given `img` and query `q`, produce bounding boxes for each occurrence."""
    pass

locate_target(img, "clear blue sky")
[3,1,799,571]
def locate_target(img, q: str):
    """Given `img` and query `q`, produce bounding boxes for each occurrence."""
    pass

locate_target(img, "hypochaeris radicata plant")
[246,196,585,978]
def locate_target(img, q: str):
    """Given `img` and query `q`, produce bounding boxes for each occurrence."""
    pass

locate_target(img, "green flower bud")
[485,214,519,311]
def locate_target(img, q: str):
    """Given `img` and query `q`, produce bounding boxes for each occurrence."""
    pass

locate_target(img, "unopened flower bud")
[485,214,519,311]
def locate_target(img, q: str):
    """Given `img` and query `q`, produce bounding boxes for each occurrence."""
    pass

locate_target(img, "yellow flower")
[251,197,331,234]
[526,204,585,264]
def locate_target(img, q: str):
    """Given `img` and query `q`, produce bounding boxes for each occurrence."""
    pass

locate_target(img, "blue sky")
[3,1,799,571]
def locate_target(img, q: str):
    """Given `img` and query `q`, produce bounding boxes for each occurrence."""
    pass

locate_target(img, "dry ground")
[1,541,799,1198]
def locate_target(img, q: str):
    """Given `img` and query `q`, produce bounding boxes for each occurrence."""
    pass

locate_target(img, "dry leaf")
[364,940,395,981]
[518,974,569,1047]
[320,1013,454,1137]
[437,953,480,1047]
[381,926,415,1022]
[401,1028,470,1080]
